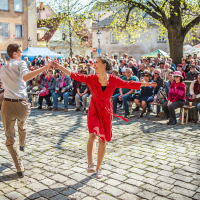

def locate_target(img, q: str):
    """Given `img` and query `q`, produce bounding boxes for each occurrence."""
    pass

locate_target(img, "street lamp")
[97,29,102,56]
[28,37,32,47]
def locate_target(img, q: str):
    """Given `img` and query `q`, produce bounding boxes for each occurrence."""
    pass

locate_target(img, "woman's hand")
[51,61,61,70]
[167,101,172,106]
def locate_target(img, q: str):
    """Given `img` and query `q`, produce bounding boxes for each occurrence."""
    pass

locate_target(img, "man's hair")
[155,69,161,74]
[7,43,21,58]
[194,54,197,56]
[129,61,133,65]
[125,68,132,72]
[48,69,53,73]
[97,56,112,71]
[112,69,119,75]
[141,63,146,68]
[191,65,196,68]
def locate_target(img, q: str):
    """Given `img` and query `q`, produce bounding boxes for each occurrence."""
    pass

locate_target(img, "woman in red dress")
[53,57,156,178]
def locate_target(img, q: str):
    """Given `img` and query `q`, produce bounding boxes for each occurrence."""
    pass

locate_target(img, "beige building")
[92,15,170,61]
[0,0,37,60]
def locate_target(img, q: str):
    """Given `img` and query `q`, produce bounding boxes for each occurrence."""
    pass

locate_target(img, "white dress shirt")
[0,59,29,99]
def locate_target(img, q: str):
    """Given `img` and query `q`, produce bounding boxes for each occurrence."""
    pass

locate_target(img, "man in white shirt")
[86,63,95,75]
[0,44,51,178]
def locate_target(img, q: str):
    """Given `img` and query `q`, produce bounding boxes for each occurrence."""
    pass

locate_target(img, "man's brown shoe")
[64,109,68,112]
[52,108,58,111]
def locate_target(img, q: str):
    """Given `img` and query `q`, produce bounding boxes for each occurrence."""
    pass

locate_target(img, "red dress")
[70,72,141,142]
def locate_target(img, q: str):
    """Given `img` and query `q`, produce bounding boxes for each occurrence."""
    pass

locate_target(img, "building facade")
[92,14,170,61]
[0,0,37,60]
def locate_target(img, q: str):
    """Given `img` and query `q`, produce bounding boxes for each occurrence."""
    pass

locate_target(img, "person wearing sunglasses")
[162,71,186,125]
[134,70,155,117]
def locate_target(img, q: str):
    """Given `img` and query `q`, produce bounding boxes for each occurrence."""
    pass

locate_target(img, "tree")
[98,0,200,65]
[38,0,94,58]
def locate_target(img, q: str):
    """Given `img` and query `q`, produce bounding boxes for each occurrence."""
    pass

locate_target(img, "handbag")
[39,89,49,97]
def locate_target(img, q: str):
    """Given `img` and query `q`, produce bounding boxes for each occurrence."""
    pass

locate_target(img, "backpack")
[157,87,168,104]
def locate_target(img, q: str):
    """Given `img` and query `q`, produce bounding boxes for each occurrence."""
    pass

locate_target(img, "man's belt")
[4,98,27,102]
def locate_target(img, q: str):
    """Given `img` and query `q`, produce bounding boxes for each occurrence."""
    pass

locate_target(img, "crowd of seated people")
[22,52,200,124]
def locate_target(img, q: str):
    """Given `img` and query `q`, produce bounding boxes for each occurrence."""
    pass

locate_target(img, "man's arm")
[23,64,50,82]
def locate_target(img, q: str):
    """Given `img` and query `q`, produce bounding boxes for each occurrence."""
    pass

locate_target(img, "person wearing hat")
[162,71,186,125]
[186,65,199,80]
[120,67,126,78]
[134,70,155,117]
[137,63,147,80]
[37,55,44,66]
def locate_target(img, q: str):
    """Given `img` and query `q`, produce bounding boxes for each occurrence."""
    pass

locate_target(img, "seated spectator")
[186,65,199,80]
[112,70,120,96]
[134,70,154,117]
[112,60,119,71]
[168,58,176,71]
[186,74,200,122]
[63,62,69,68]
[38,69,56,109]
[150,64,155,76]
[75,69,88,112]
[137,63,147,79]
[128,61,138,76]
[86,63,95,75]
[182,58,190,75]
[52,71,72,111]
[119,60,126,75]
[164,72,174,95]
[162,71,186,125]
[113,68,137,118]
[158,61,165,70]
[177,64,185,80]
[72,64,77,72]
[146,58,151,69]
[161,63,172,82]
[120,68,126,78]
[193,54,200,66]
[37,55,44,66]
[153,69,164,117]
[32,58,38,67]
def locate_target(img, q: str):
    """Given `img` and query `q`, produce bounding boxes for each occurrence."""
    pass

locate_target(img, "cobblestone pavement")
[0,104,200,200]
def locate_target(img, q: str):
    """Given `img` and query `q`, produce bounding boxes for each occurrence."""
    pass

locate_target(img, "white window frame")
[15,24,23,38]
[157,30,167,42]
[0,23,9,37]
[111,32,118,44]
[0,0,8,11]
[14,0,23,12]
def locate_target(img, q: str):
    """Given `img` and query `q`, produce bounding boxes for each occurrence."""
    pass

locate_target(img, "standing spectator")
[162,71,186,125]
[24,57,31,68]
[153,57,159,67]
[168,58,176,71]
[52,71,72,111]
[187,54,192,64]
[113,68,137,118]
[37,55,44,66]
[158,61,165,70]
[161,63,172,82]
[186,65,199,80]
[153,69,164,117]
[38,69,56,109]
[86,63,95,75]
[119,60,126,75]
[75,69,89,112]
[72,64,77,72]
[128,61,138,76]
[134,70,154,117]
[44,56,50,65]
[137,63,147,79]
[164,72,174,95]
[146,58,151,69]
[177,64,185,80]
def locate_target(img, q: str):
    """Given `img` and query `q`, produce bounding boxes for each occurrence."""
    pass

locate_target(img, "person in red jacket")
[52,57,157,179]
[162,71,186,125]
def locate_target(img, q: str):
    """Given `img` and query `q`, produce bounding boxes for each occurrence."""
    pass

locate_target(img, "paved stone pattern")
[0,104,200,200]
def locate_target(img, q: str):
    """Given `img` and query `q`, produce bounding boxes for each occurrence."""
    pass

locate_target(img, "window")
[157,31,166,42]
[14,0,23,12]
[0,0,8,10]
[15,25,23,37]
[0,23,9,37]
[111,32,118,43]
[81,36,88,43]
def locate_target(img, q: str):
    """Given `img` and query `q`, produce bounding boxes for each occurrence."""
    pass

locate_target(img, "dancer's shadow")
[25,176,94,200]
[0,163,19,182]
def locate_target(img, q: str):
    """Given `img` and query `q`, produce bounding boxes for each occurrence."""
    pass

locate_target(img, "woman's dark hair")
[7,43,21,58]
[97,56,112,71]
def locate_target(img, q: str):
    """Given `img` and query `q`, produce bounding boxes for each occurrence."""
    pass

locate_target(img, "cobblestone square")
[0,105,200,200]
